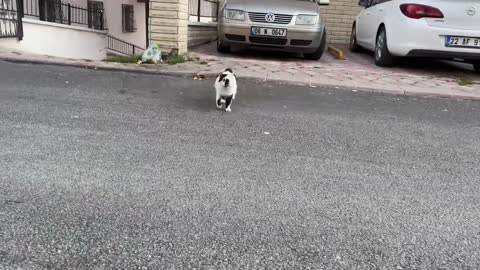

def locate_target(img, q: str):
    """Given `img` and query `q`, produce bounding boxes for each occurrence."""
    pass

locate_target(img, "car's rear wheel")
[217,39,230,53]
[375,26,395,67]
[304,28,327,60]
[350,24,361,53]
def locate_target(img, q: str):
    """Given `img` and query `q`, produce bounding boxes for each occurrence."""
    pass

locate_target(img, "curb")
[1,55,479,101]
[0,55,219,78]
[327,45,345,60]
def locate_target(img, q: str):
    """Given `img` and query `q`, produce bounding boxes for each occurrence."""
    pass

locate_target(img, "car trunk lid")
[422,0,480,30]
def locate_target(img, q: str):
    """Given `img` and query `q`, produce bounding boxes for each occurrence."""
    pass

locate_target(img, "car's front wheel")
[304,28,327,61]
[350,24,361,53]
[375,26,395,67]
[473,62,480,73]
[217,39,230,53]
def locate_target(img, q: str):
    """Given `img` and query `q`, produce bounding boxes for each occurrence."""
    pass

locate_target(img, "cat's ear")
[225,68,233,73]
[218,73,227,82]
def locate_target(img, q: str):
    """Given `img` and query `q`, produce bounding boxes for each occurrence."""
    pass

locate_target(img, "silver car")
[217,0,330,60]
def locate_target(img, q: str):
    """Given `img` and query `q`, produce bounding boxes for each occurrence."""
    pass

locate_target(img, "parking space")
[190,42,480,99]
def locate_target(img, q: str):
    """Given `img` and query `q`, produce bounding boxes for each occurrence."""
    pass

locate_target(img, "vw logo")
[466,6,476,16]
[265,13,276,23]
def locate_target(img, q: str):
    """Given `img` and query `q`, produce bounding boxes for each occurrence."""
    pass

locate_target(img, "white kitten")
[214,68,237,112]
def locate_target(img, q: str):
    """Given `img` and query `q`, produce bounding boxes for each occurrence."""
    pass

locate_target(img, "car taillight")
[400,4,444,19]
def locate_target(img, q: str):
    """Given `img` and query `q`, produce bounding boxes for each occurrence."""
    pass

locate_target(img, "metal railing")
[0,0,23,39]
[108,35,144,56]
[23,0,106,30]
[189,0,219,22]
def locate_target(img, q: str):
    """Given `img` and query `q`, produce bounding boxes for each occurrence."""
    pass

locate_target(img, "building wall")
[41,0,147,48]
[102,0,146,48]
[320,0,362,45]
[0,18,107,60]
[188,22,217,48]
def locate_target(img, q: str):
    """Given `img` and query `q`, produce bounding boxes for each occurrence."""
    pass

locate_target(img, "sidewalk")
[190,43,480,100]
[1,44,480,100]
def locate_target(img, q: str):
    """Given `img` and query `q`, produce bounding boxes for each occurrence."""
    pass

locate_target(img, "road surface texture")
[0,61,479,270]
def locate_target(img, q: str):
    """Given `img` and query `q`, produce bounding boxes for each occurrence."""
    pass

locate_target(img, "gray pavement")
[0,61,479,270]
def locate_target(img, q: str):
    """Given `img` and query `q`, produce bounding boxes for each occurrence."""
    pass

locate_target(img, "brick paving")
[189,43,480,99]
[1,43,480,100]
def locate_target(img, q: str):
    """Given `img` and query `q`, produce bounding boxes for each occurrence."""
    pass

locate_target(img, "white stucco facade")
[0,18,107,60]
[66,0,147,48]
[1,0,146,60]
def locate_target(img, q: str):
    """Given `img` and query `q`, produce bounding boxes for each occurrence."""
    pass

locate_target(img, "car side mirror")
[317,0,330,5]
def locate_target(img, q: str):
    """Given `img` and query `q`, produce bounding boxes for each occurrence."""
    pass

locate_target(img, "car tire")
[217,39,230,53]
[375,26,395,67]
[350,24,361,53]
[474,62,480,73]
[304,28,327,61]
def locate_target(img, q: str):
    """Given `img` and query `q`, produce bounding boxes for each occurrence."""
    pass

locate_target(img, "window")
[88,0,104,30]
[122,4,136,33]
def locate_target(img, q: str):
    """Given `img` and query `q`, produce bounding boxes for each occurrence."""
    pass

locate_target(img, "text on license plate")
[446,36,480,48]
[251,27,287,37]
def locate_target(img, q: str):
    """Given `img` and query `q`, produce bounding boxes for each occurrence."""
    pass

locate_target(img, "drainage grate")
[290,40,312,46]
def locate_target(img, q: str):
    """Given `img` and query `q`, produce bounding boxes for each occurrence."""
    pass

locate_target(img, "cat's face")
[218,71,234,88]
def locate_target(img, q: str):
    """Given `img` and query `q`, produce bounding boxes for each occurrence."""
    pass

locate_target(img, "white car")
[350,0,480,72]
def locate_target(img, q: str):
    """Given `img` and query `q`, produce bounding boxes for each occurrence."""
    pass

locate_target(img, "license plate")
[251,27,287,37]
[446,36,480,49]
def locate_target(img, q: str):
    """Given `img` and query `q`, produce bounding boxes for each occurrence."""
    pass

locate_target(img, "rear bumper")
[406,50,480,62]
[218,22,324,53]
[387,18,480,60]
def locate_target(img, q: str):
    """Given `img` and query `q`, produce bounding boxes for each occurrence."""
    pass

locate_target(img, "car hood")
[225,0,319,15]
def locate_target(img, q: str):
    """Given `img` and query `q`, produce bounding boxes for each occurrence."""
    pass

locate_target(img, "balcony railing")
[23,0,106,30]
[189,0,218,23]
[108,35,144,56]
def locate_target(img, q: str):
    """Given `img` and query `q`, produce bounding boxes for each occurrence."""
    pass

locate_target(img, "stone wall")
[149,0,189,54]
[320,0,362,45]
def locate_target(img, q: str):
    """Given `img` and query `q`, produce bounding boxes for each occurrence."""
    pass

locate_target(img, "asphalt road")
[0,61,479,270]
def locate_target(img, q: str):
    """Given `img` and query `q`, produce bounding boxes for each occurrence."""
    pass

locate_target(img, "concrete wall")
[0,18,107,60]
[320,0,362,45]
[103,0,147,48]
[188,22,216,48]
[25,0,147,48]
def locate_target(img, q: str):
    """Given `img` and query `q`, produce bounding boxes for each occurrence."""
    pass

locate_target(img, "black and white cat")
[214,68,237,112]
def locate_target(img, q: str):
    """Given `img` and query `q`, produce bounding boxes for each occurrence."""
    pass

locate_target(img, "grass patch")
[105,55,142,64]
[105,51,195,65]
[166,53,188,65]
[457,78,479,86]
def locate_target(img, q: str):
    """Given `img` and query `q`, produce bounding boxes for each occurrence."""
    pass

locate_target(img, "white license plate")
[251,27,287,37]
[446,36,480,48]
